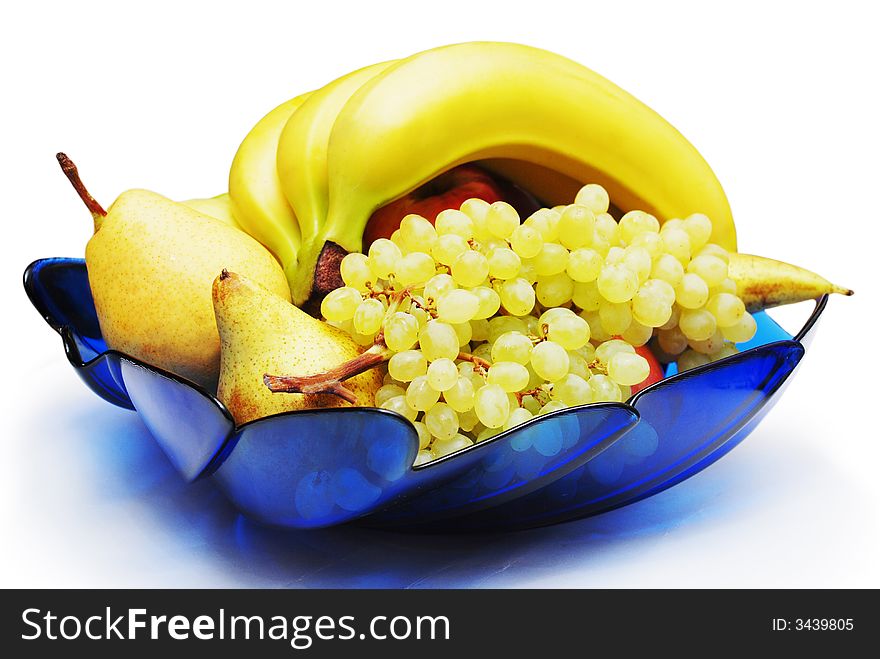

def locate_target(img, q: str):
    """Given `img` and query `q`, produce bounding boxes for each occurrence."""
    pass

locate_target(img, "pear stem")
[56,152,107,229]
[264,344,393,403]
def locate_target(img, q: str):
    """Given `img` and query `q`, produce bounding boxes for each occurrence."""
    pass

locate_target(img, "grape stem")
[456,351,491,374]
[264,343,393,402]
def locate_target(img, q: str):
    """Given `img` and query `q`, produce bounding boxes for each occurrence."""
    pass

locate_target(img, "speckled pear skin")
[85,190,290,392]
[213,271,382,425]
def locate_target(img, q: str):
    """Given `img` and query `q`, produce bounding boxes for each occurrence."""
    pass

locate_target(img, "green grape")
[452,321,472,346]
[476,426,503,442]
[574,341,597,363]
[412,420,432,450]
[520,394,543,415]
[523,314,541,337]
[431,234,469,266]
[631,285,673,328]
[618,210,660,244]
[659,304,681,331]
[471,342,494,364]
[479,237,508,256]
[451,250,490,287]
[460,197,491,223]
[517,258,539,284]
[567,352,590,379]
[572,280,602,311]
[622,319,653,347]
[557,205,596,249]
[695,243,730,264]
[433,433,473,458]
[536,272,575,307]
[598,300,632,335]
[605,246,625,265]
[405,375,441,411]
[470,318,490,342]
[470,286,501,320]
[444,376,476,412]
[485,201,520,239]
[677,349,711,372]
[551,373,592,406]
[491,331,533,365]
[426,358,458,392]
[595,212,621,245]
[623,245,652,283]
[320,286,363,322]
[581,310,612,342]
[660,227,692,263]
[608,351,650,386]
[706,292,745,327]
[458,408,480,432]
[409,300,430,326]
[674,272,710,309]
[474,383,510,428]
[339,253,375,292]
[375,383,406,407]
[368,239,402,279]
[510,224,544,258]
[400,214,438,253]
[389,229,406,252]
[710,342,739,361]
[524,208,561,242]
[539,400,567,415]
[657,326,689,356]
[413,449,434,466]
[503,407,534,431]
[589,374,623,402]
[533,243,569,276]
[720,311,757,343]
[530,340,570,382]
[595,339,635,366]
[380,394,418,421]
[352,329,376,346]
[424,402,459,441]
[487,361,530,393]
[418,321,459,361]
[487,247,522,279]
[679,308,717,341]
[436,289,480,324]
[683,213,712,251]
[688,329,725,355]
[388,349,428,382]
[353,297,385,335]
[435,209,474,239]
[538,306,576,324]
[397,251,437,286]
[546,314,590,350]
[423,273,456,304]
[710,277,738,297]
[651,253,684,286]
[567,247,603,282]
[687,254,728,287]
[382,371,401,386]
[631,231,663,258]
[597,263,639,303]
[574,183,610,214]
[499,277,536,316]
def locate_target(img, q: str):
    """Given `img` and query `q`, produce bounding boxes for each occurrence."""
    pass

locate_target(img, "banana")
[280,41,735,307]
[181,193,241,229]
[229,91,312,289]
[276,61,396,305]
[729,253,852,312]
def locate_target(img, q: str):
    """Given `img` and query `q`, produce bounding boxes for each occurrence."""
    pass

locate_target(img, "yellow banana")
[228,92,311,288]
[276,61,396,305]
[181,193,241,229]
[729,253,852,312]
[282,42,734,307]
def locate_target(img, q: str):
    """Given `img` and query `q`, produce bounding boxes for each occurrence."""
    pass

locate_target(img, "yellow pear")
[212,271,382,425]
[58,153,290,391]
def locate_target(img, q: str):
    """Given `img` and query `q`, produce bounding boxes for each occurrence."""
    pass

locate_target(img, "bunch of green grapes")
[320,184,756,465]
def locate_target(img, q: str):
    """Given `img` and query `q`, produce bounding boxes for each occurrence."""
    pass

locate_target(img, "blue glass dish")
[23,257,827,531]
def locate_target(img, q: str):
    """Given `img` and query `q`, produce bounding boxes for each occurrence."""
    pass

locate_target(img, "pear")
[57,153,290,391]
[212,271,383,425]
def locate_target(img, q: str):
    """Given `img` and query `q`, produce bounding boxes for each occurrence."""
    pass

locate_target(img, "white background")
[1,0,877,587]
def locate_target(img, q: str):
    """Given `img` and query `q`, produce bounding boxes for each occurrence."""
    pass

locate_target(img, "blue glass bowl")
[24,257,827,531]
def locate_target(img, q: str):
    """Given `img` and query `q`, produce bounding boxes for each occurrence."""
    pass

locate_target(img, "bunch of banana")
[228,41,850,313]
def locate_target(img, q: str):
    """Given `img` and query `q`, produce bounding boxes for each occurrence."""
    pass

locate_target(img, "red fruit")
[362,164,539,246]
[631,343,665,394]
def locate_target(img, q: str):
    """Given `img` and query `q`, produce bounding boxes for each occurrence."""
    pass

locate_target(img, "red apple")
[630,344,665,394]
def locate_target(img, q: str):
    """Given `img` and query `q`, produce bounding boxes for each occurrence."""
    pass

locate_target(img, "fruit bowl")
[24,257,827,532]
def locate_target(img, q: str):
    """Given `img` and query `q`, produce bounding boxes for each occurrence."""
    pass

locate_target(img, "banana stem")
[56,153,107,230]
[264,343,393,402]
